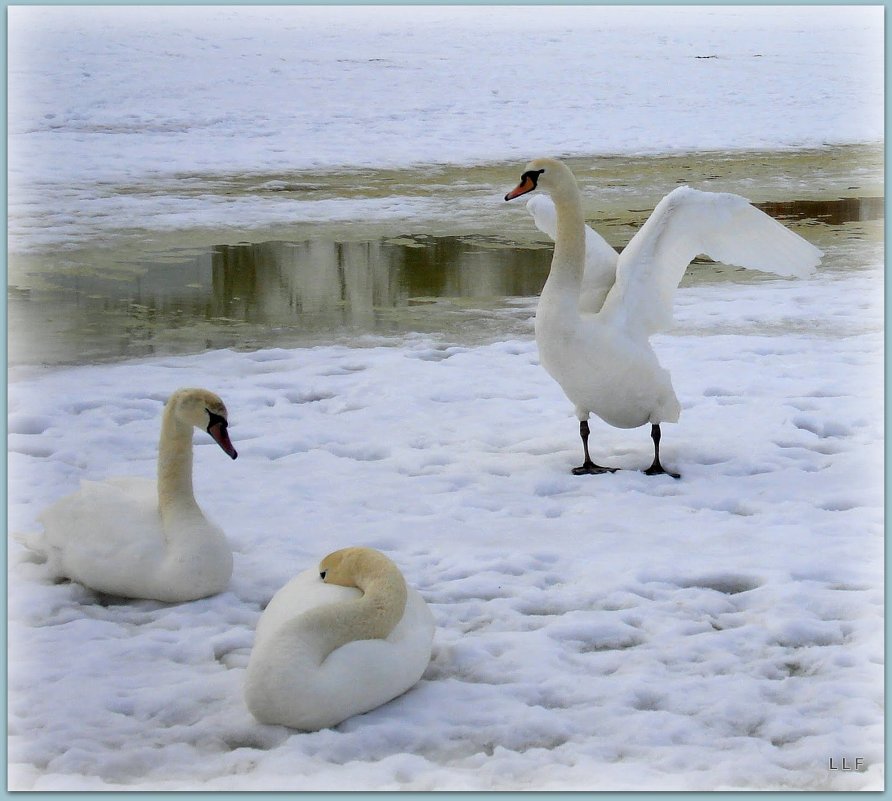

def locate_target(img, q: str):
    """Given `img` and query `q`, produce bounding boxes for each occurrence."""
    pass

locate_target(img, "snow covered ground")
[8,265,885,790]
[7,5,884,251]
[6,4,885,792]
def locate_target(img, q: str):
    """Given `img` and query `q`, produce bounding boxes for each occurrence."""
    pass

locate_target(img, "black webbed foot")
[573,420,618,475]
[572,461,619,476]
[644,423,680,478]
[644,462,681,480]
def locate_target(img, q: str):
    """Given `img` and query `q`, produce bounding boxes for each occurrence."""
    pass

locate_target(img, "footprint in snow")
[8,415,53,435]
[328,443,391,462]
[774,437,843,456]
[675,574,762,596]
[319,364,368,376]
[284,389,336,404]
[792,415,853,439]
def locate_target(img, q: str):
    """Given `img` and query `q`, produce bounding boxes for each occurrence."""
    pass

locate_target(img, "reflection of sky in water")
[9,236,555,366]
[205,237,552,325]
[8,197,882,367]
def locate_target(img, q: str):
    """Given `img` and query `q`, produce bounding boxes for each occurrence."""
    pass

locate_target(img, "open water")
[8,145,882,366]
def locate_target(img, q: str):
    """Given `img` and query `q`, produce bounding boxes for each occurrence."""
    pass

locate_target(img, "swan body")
[506,158,822,475]
[34,388,238,602]
[245,547,435,731]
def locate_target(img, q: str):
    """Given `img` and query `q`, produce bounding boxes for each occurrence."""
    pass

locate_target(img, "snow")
[6,4,884,793]
[7,5,884,250]
[9,267,884,790]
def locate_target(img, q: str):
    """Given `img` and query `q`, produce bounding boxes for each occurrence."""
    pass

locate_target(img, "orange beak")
[504,174,537,201]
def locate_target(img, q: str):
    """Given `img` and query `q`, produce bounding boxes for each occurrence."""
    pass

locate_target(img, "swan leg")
[572,420,618,475]
[644,424,680,479]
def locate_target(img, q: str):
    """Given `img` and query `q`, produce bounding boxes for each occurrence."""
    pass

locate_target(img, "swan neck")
[548,183,586,290]
[314,568,408,662]
[157,403,200,521]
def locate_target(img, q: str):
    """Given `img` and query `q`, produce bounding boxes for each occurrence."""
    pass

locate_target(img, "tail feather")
[11,530,50,565]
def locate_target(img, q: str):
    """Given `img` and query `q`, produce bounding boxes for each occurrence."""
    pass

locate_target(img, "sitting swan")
[245,547,435,731]
[32,388,238,602]
[505,158,822,477]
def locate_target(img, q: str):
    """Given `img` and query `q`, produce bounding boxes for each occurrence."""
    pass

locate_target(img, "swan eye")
[206,409,227,433]
[320,570,327,580]
[521,168,545,187]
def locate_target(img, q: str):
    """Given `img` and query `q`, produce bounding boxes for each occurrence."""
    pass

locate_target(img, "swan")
[244,546,435,731]
[31,387,238,602]
[505,158,822,477]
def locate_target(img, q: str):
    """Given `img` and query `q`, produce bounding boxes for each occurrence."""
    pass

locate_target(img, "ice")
[6,5,884,792]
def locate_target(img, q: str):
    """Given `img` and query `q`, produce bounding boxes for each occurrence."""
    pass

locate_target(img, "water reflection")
[212,241,400,327]
[9,196,880,367]
[206,236,551,326]
[10,236,554,366]
[755,196,883,225]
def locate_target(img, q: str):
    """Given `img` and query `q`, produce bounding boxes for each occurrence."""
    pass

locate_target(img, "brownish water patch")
[755,197,883,225]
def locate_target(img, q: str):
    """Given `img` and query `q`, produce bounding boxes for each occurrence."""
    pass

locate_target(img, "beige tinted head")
[504,157,575,201]
[168,387,238,459]
[319,546,396,587]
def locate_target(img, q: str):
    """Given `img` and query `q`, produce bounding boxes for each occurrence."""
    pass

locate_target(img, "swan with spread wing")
[505,158,822,477]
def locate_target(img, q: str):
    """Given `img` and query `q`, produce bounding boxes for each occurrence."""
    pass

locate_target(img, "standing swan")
[245,547,435,731]
[505,158,822,477]
[32,388,238,602]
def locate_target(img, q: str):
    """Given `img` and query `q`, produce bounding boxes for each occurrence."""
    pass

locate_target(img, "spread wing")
[527,194,619,313]
[598,186,823,339]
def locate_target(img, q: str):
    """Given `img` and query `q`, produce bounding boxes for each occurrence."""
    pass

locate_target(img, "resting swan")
[505,158,822,477]
[244,547,435,731]
[32,388,238,602]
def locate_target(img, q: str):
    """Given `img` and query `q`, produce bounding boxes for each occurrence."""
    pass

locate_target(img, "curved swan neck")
[545,179,587,292]
[311,551,408,662]
[353,565,409,638]
[157,401,200,522]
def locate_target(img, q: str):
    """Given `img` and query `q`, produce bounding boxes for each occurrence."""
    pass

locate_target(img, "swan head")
[504,157,577,202]
[168,387,238,460]
[319,546,397,588]
[318,547,409,638]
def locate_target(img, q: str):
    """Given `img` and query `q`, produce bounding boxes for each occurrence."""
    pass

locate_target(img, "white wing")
[599,186,823,338]
[527,194,619,313]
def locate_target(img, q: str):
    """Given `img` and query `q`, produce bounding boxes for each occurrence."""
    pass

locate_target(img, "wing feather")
[599,186,822,338]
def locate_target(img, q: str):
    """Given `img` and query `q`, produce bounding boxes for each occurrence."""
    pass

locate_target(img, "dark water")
[9,235,552,366]
[8,196,882,367]
[755,197,883,225]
